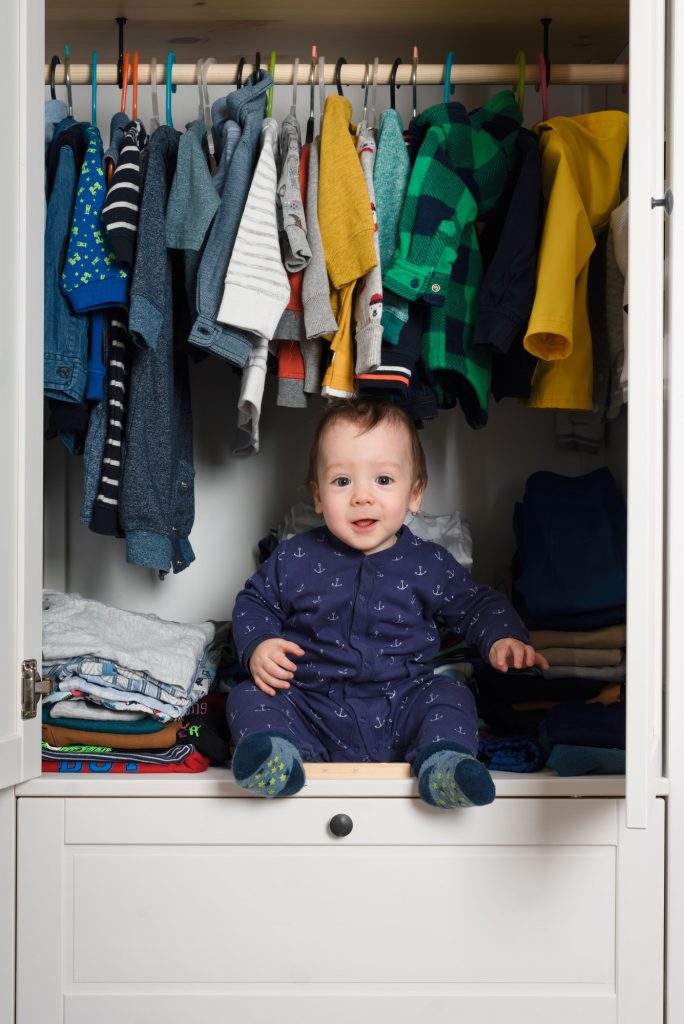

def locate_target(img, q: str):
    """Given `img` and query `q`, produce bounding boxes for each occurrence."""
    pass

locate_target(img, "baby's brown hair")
[307,398,428,491]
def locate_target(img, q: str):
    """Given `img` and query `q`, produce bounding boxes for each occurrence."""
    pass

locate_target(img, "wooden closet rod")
[46,61,628,87]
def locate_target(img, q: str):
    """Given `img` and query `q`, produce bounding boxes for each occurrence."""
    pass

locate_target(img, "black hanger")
[541,17,552,87]
[335,56,347,95]
[49,55,61,100]
[390,57,402,110]
[235,56,245,89]
[255,51,261,82]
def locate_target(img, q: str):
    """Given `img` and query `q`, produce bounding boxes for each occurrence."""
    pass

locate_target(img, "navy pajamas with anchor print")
[229,525,528,764]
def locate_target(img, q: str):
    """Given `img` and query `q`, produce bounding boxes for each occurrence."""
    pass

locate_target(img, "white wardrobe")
[2,0,683,1021]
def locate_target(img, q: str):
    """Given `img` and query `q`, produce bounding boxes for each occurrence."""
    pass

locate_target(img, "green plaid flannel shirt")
[383,91,522,426]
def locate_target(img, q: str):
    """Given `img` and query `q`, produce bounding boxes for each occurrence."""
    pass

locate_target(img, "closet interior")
[42,0,636,786]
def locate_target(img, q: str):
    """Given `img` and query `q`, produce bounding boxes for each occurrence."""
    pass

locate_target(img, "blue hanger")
[443,51,455,104]
[91,51,97,124]
[165,51,177,126]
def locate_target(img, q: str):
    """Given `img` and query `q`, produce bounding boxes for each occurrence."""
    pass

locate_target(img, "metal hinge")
[21,659,49,720]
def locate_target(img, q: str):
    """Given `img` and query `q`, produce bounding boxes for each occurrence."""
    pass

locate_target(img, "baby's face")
[311,419,424,556]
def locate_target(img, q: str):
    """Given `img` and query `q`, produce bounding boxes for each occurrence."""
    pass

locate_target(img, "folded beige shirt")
[537,647,623,668]
[529,624,626,650]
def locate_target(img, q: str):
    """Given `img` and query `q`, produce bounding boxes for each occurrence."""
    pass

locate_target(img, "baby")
[228,398,547,809]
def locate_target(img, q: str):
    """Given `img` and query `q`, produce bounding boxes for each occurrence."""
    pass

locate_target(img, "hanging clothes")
[354,122,384,374]
[44,118,89,405]
[302,136,338,339]
[122,125,195,578]
[318,94,377,397]
[216,117,290,340]
[374,107,411,345]
[101,119,147,268]
[277,112,311,273]
[383,91,522,427]
[61,125,129,312]
[187,70,273,368]
[523,111,629,410]
[166,120,220,317]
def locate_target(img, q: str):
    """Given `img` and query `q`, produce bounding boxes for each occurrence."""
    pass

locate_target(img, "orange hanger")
[131,50,139,119]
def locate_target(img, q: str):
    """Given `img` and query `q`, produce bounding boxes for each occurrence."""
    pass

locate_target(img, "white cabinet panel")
[70,846,615,985]
[16,796,664,1024]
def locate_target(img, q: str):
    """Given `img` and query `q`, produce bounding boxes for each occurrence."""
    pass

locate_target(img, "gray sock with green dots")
[417,746,495,809]
[231,731,305,798]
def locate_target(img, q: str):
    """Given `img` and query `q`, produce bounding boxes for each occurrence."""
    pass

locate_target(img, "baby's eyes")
[376,476,393,486]
[332,476,351,487]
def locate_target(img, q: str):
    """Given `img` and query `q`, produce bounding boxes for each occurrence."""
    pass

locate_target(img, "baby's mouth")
[352,519,377,529]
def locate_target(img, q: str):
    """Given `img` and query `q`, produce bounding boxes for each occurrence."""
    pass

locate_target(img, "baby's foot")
[417,748,495,809]
[232,732,305,798]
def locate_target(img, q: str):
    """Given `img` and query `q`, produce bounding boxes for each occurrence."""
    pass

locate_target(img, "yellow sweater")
[319,95,377,289]
[524,112,628,410]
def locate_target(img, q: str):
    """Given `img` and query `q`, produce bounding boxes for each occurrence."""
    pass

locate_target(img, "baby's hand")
[249,638,305,696]
[489,637,550,673]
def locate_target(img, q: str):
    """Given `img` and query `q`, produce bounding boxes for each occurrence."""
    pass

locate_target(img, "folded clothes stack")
[40,591,225,774]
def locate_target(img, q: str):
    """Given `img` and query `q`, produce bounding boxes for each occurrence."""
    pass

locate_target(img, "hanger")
[335,57,347,96]
[290,56,300,118]
[443,51,455,104]
[360,62,370,125]
[149,57,161,133]
[119,50,130,114]
[131,50,139,119]
[305,45,317,144]
[49,55,61,101]
[165,51,177,127]
[515,50,526,114]
[267,50,277,116]
[369,57,379,129]
[254,51,261,82]
[64,44,73,117]
[90,51,97,124]
[411,46,419,121]
[318,54,326,132]
[389,57,402,110]
[199,57,217,165]
[235,56,245,89]
[536,51,549,120]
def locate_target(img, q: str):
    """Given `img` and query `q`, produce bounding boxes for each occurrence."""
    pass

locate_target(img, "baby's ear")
[311,481,323,514]
[408,480,425,515]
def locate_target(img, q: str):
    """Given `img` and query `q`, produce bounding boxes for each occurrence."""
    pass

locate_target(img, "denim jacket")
[187,71,272,367]
[44,119,89,402]
[121,126,196,578]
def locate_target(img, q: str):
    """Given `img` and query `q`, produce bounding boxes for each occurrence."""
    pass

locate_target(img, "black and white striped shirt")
[101,120,147,268]
[90,312,131,537]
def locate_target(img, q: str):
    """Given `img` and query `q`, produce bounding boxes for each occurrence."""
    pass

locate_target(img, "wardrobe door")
[665,0,684,1018]
[625,0,667,827]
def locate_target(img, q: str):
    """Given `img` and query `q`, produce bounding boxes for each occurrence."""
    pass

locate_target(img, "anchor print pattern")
[231,525,527,758]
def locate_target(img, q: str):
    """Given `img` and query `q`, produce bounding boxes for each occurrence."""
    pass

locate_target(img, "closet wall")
[42,42,629,624]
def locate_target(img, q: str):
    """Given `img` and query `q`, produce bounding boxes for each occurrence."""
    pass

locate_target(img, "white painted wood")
[17,767,660,799]
[665,2,684,1021]
[0,0,44,792]
[625,0,666,828]
[63,796,618,846]
[20,792,662,1023]
[0,790,16,1024]
[616,799,665,1022]
[63,992,616,1024]
[16,798,65,1024]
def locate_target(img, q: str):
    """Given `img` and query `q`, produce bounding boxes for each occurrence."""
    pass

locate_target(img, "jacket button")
[58,367,69,378]
[410,278,419,287]
[179,480,189,492]
[431,283,441,293]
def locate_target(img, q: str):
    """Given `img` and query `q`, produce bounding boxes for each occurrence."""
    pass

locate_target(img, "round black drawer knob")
[329,813,353,837]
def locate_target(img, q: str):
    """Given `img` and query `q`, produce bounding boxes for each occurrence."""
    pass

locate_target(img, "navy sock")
[416,744,495,809]
[231,731,305,798]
